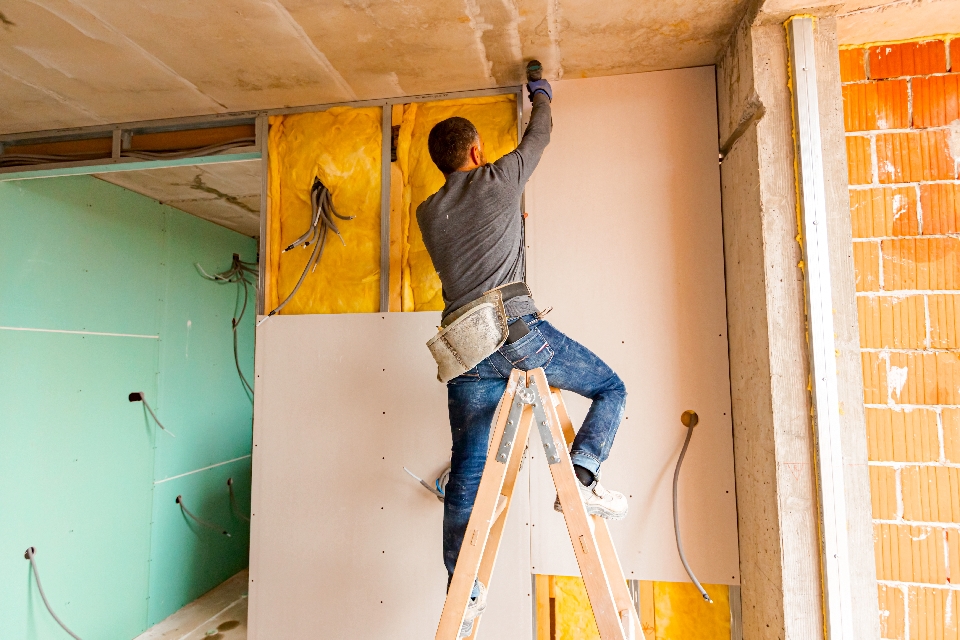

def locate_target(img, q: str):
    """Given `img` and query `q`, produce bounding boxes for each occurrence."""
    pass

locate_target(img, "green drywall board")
[153,208,256,480]
[0,330,158,640]
[147,458,252,624]
[0,178,167,336]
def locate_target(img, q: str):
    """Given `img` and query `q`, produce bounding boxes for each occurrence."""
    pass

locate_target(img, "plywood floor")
[135,570,248,640]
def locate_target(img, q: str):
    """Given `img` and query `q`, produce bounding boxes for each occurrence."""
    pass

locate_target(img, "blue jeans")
[442,314,627,579]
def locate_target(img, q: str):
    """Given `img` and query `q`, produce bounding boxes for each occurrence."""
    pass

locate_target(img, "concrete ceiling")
[95,162,261,237]
[0,0,758,136]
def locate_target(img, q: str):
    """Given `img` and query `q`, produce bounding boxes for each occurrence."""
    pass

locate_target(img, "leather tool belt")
[427,282,532,383]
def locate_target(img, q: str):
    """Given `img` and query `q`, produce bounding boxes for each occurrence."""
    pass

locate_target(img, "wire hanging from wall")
[176,495,231,537]
[128,392,175,437]
[673,410,712,603]
[258,177,354,325]
[196,253,258,398]
[226,478,250,523]
[23,547,84,640]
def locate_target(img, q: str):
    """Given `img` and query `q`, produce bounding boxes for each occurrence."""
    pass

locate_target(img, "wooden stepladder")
[435,368,641,640]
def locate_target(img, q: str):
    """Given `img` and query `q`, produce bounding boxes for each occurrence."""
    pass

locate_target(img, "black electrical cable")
[673,410,712,603]
[176,495,231,537]
[259,177,354,324]
[196,253,258,398]
[23,547,84,640]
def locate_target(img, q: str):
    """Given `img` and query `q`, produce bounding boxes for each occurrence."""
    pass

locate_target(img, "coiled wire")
[196,253,258,397]
[259,177,353,323]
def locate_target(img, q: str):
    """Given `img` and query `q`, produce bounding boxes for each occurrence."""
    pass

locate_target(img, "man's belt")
[427,282,533,383]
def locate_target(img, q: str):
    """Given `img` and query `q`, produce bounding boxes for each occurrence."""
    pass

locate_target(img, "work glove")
[527,79,552,102]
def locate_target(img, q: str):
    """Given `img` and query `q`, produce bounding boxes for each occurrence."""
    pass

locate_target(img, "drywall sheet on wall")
[523,68,739,584]
[249,313,532,639]
[267,107,382,314]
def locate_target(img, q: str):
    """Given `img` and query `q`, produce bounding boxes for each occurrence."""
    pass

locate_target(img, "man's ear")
[470,141,483,165]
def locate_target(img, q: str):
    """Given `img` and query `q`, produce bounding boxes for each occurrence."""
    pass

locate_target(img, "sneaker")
[459,617,474,638]
[554,479,628,520]
[459,580,486,638]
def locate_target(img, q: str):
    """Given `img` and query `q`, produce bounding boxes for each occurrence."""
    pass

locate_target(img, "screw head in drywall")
[128,392,144,402]
[680,410,699,428]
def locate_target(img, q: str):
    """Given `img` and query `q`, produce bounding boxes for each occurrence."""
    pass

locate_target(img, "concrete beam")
[716,10,879,639]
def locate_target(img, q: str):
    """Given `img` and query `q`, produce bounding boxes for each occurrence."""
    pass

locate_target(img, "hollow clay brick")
[871,465,899,520]
[875,523,947,584]
[952,39,960,72]
[876,130,956,183]
[901,465,960,522]
[855,241,882,291]
[882,238,960,291]
[908,586,959,639]
[869,40,947,79]
[865,350,960,405]
[850,186,918,237]
[866,407,939,462]
[857,295,925,349]
[843,80,910,131]
[841,47,868,83]
[912,74,960,128]
[921,183,960,235]
[847,135,875,184]
[928,294,960,349]
[941,408,960,461]
[877,584,905,640]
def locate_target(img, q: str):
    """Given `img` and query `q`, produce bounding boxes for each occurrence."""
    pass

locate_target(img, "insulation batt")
[268,107,382,314]
[396,95,517,311]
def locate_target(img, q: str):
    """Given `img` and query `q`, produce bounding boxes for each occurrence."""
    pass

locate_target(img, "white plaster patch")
[14,46,76,78]
[948,119,960,177]
[909,526,931,541]
[892,193,906,221]
[462,0,495,85]
[887,365,908,403]
[385,71,404,96]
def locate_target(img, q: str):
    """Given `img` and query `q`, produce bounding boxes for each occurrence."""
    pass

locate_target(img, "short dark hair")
[428,117,479,174]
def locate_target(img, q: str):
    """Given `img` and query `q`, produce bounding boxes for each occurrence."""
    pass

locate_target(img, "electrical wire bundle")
[0,137,257,167]
[260,177,353,321]
[196,253,258,397]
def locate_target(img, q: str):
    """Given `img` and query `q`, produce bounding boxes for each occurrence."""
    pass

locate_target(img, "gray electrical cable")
[196,254,258,397]
[0,138,257,168]
[227,478,251,523]
[23,547,84,640]
[673,410,712,603]
[176,495,231,536]
[259,178,354,324]
[128,392,175,437]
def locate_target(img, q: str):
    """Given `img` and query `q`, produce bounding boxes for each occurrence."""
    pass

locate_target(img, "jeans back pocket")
[497,327,554,371]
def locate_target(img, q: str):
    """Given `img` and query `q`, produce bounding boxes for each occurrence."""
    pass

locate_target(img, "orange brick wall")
[844,37,960,640]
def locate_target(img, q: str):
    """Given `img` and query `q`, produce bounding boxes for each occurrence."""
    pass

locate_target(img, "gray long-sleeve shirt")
[417,93,552,321]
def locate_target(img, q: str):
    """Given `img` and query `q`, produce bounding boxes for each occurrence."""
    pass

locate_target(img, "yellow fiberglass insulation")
[653,582,730,640]
[395,95,517,312]
[267,107,382,314]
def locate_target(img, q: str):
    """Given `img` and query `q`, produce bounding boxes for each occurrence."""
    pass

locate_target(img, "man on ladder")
[418,62,629,638]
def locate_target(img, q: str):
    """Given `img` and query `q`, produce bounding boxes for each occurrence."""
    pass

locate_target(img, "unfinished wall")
[716,11,879,639]
[0,176,254,638]
[842,36,960,640]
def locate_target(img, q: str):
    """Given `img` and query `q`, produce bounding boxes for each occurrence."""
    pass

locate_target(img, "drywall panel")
[0,178,166,335]
[148,458,252,624]
[249,313,532,640]
[0,330,158,639]
[523,68,740,584]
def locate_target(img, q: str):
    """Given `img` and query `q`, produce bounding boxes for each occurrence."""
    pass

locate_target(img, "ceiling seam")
[58,0,229,111]
[263,0,358,101]
[0,63,105,122]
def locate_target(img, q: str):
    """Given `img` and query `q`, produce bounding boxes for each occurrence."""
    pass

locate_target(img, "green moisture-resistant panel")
[147,458,252,624]
[0,330,159,639]
[153,209,256,480]
[0,179,167,336]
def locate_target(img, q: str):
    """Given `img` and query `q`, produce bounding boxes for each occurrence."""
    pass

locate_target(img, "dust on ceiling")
[94,162,261,237]
[0,0,760,136]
